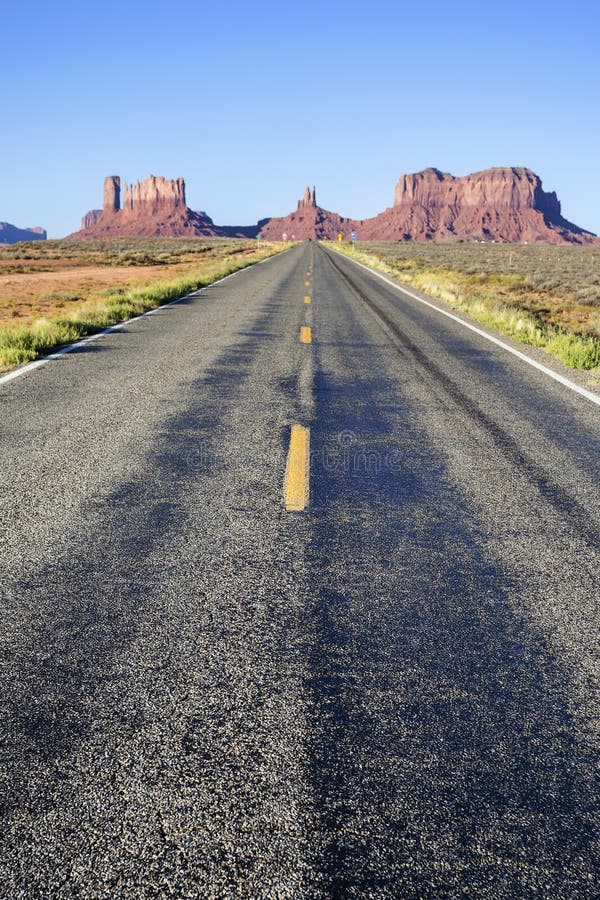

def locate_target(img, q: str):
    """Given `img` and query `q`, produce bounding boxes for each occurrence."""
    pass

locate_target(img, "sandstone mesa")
[0,222,47,245]
[70,175,262,240]
[69,168,596,244]
[260,168,596,244]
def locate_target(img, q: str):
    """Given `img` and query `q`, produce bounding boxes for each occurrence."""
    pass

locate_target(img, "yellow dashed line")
[300,326,312,344]
[304,295,311,304]
[284,425,310,511]
[305,281,310,287]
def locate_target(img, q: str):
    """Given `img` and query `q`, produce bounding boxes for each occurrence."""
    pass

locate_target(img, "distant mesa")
[373,166,595,244]
[70,174,262,239]
[69,167,596,244]
[259,185,355,241]
[260,168,596,244]
[0,222,47,244]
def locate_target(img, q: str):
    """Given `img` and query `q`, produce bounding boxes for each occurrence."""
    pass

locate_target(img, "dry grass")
[0,238,272,325]
[328,241,600,372]
[0,237,286,371]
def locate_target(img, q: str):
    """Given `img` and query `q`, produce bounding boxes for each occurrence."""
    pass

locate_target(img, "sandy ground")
[0,262,199,323]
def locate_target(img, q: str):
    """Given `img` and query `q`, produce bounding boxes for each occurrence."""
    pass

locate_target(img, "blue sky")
[2,0,599,237]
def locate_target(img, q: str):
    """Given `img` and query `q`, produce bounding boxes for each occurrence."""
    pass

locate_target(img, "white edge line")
[0,246,292,389]
[334,250,600,408]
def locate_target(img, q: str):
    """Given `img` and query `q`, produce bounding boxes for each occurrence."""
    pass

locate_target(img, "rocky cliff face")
[298,186,317,210]
[103,176,121,214]
[260,169,595,244]
[71,174,260,239]
[121,175,186,217]
[81,210,103,230]
[260,186,353,241]
[0,222,47,244]
[392,167,561,211]
[69,167,596,243]
[394,168,560,209]
[374,167,588,243]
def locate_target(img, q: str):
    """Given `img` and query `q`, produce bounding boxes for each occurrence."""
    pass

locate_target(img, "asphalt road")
[0,243,598,898]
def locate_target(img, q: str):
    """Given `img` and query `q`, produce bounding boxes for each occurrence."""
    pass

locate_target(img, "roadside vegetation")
[0,238,287,370]
[327,241,600,374]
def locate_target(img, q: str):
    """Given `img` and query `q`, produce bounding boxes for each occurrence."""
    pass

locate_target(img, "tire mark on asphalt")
[323,248,599,551]
[302,271,600,893]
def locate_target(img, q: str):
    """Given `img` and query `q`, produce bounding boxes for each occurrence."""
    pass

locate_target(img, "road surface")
[0,243,598,897]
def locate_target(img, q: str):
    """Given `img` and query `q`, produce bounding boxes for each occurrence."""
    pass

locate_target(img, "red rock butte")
[261,168,596,244]
[259,184,356,242]
[373,166,593,243]
[70,175,261,239]
[69,168,597,244]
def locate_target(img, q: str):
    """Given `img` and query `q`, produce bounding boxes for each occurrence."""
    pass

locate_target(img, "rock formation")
[120,175,186,217]
[103,176,121,214]
[298,186,317,209]
[360,166,589,243]
[71,174,261,239]
[261,169,596,244]
[81,210,103,230]
[0,222,47,244]
[259,186,353,241]
[69,167,596,244]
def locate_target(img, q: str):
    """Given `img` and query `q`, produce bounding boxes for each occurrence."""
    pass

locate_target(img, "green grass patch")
[0,243,287,371]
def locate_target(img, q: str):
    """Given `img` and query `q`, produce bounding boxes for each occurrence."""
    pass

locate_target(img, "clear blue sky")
[2,0,599,237]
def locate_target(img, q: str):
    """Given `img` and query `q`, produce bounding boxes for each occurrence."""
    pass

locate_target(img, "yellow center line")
[304,295,311,304]
[300,326,312,343]
[284,425,310,511]
[305,280,310,286]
